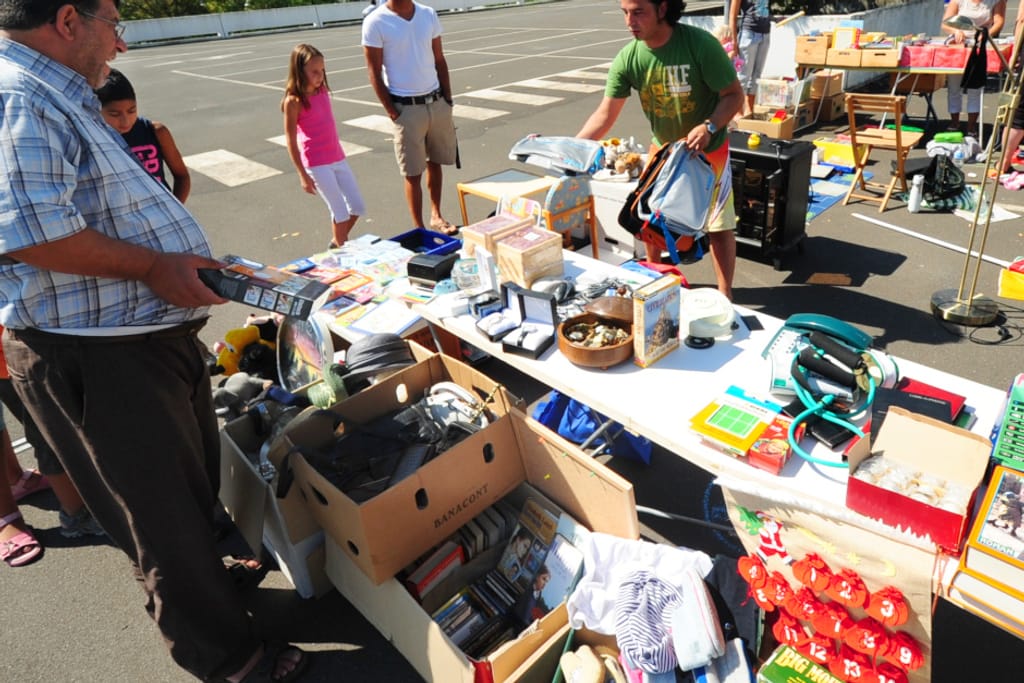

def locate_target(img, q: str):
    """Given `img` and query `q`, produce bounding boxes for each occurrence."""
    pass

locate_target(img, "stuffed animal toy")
[212,372,273,420]
[211,325,277,378]
[614,152,643,178]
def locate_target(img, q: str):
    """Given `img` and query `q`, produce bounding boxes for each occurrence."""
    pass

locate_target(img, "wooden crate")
[860,48,900,68]
[460,213,534,257]
[796,35,830,65]
[826,48,862,67]
[495,227,564,287]
[810,94,847,123]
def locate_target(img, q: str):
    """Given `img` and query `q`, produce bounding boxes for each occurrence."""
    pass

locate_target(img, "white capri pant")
[307,159,366,222]
[946,73,983,115]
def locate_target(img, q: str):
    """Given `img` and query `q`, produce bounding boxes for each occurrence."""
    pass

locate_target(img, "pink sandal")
[11,469,51,502]
[0,511,43,567]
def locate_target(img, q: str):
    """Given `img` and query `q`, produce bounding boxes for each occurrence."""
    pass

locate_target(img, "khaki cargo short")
[392,99,457,177]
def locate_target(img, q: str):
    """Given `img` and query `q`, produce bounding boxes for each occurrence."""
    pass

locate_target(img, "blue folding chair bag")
[532,390,652,464]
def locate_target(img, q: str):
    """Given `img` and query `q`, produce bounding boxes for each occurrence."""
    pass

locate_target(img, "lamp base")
[930,288,1000,326]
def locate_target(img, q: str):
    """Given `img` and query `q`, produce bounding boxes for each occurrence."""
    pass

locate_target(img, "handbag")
[922,153,966,203]
[961,29,989,91]
[618,141,716,264]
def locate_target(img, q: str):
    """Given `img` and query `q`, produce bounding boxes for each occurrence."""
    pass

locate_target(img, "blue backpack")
[618,141,716,264]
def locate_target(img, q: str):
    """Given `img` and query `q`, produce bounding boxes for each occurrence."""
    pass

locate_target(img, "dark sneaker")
[59,508,106,538]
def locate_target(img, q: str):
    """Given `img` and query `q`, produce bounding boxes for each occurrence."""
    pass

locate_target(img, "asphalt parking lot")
[3,1,1024,680]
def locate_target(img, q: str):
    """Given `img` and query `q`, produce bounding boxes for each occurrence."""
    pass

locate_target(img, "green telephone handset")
[763,314,875,397]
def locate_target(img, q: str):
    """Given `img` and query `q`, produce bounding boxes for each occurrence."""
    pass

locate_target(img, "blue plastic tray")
[389,227,460,256]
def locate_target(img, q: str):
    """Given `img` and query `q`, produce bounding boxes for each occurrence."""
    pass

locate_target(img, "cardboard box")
[502,620,619,682]
[794,100,815,130]
[734,112,795,140]
[795,35,831,65]
[219,414,331,598]
[809,69,843,99]
[900,44,935,67]
[809,93,848,123]
[889,72,945,94]
[826,48,862,68]
[323,410,639,683]
[932,45,968,69]
[286,352,523,584]
[988,43,1013,72]
[846,406,992,551]
[461,213,535,257]
[860,48,901,68]
[495,227,564,288]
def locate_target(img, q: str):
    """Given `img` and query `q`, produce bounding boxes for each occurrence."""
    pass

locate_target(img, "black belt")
[390,90,444,105]
[6,318,208,345]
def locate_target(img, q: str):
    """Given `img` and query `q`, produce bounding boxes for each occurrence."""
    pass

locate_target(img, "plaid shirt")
[0,39,212,329]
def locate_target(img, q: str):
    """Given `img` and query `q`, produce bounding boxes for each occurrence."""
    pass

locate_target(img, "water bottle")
[953,148,965,168]
[908,174,924,213]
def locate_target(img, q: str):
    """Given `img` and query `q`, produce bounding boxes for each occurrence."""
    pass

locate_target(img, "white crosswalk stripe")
[186,67,612,188]
[560,69,611,81]
[265,135,371,156]
[344,114,398,135]
[467,88,563,106]
[515,78,605,93]
[184,149,281,186]
[452,103,508,120]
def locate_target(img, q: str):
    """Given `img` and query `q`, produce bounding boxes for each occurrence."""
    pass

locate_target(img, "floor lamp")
[930,15,1023,325]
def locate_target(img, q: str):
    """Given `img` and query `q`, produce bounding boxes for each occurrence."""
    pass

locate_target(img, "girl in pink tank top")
[283,44,367,247]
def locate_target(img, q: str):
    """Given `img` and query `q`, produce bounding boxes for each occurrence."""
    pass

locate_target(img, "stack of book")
[426,497,587,659]
[947,464,1024,637]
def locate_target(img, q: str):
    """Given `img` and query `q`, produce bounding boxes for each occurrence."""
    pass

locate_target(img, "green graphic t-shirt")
[606,24,737,149]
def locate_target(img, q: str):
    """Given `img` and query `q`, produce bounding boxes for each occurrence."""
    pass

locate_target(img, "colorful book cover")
[962,465,1024,593]
[632,275,681,368]
[304,265,351,284]
[690,385,781,458]
[495,499,558,594]
[331,270,374,294]
[511,533,583,626]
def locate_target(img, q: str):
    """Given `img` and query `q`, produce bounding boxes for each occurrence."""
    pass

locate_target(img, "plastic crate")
[388,227,460,256]
[755,77,812,110]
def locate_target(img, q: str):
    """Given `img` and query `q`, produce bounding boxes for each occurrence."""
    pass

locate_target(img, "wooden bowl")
[584,296,633,324]
[557,312,634,370]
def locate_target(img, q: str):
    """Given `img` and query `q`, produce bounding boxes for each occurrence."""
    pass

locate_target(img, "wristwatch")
[704,119,718,135]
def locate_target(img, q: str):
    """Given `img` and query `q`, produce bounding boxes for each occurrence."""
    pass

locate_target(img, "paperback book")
[690,385,782,458]
[632,275,681,368]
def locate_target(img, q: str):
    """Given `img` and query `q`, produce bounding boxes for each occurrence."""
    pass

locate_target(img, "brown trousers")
[3,324,257,680]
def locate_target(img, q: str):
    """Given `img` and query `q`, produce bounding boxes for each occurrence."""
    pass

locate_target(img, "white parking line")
[265,135,371,156]
[468,89,563,106]
[183,150,281,186]
[515,78,605,93]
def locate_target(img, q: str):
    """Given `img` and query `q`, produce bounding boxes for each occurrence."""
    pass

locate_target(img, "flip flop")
[11,469,51,502]
[0,511,43,568]
[430,219,459,236]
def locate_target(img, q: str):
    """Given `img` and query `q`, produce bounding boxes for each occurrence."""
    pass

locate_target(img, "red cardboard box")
[988,43,1013,72]
[899,44,935,68]
[747,414,798,475]
[846,407,991,551]
[932,45,968,69]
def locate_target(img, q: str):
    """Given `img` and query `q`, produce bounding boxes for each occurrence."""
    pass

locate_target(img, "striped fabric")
[613,569,683,674]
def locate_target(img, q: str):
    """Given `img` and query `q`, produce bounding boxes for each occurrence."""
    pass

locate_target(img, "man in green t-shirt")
[578,0,743,300]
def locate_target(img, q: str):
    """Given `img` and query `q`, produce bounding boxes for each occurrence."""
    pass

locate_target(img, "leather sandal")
[0,511,43,567]
[215,643,308,683]
[223,555,268,591]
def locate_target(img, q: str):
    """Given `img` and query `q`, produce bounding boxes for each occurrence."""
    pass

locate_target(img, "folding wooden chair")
[842,93,924,212]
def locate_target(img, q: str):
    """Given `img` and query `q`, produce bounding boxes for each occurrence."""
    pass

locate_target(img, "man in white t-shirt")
[363,0,459,235]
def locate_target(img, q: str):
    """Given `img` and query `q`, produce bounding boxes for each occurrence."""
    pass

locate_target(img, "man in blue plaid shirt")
[0,1,305,681]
